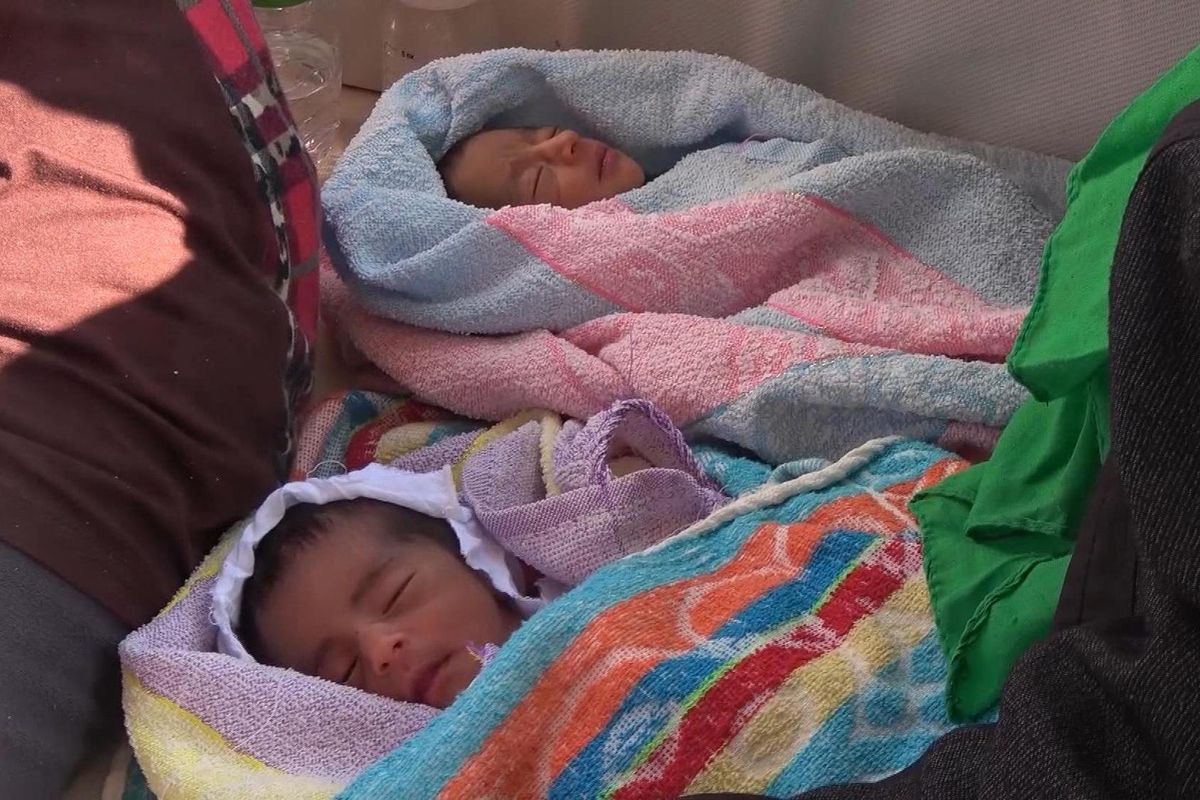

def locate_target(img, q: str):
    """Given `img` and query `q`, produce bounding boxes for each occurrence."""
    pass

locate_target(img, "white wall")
[341,0,1200,158]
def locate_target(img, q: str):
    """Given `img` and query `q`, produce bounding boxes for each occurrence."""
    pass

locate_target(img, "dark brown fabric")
[0,0,292,628]
[1050,458,1138,632]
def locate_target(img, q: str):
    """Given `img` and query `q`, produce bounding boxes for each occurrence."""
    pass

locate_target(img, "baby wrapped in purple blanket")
[206,400,728,712]
[119,397,959,795]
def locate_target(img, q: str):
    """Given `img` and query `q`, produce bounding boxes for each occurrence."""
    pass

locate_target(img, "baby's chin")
[428,648,482,709]
[614,153,646,192]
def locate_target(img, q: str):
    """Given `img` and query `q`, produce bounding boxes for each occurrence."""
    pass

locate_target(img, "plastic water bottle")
[254,0,342,177]
[383,0,498,85]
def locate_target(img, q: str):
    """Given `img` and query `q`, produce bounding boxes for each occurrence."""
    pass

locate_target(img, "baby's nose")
[540,129,580,163]
[363,625,405,676]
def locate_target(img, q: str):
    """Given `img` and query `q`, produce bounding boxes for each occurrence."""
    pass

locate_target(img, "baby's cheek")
[447,649,483,700]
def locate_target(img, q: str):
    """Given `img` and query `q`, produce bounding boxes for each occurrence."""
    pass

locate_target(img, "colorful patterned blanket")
[120,392,971,798]
[324,49,1072,462]
[342,432,967,799]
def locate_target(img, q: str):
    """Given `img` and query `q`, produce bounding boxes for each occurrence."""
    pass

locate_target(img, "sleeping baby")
[439,126,645,209]
[210,408,728,711]
[212,465,563,710]
[239,498,523,709]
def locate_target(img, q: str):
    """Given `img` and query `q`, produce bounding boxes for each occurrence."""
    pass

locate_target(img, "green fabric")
[122,758,155,800]
[916,44,1200,722]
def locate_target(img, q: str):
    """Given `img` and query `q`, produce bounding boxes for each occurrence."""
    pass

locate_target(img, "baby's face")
[441,127,645,209]
[252,509,521,708]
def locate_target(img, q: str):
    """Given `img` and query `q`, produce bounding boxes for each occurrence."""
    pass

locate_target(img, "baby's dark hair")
[238,498,457,662]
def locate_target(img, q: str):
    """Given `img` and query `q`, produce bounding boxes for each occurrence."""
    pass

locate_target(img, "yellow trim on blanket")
[450,409,563,496]
[538,413,564,497]
[685,576,934,795]
[375,421,442,464]
[123,671,342,800]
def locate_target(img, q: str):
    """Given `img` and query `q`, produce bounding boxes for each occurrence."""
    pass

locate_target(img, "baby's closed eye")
[382,573,414,615]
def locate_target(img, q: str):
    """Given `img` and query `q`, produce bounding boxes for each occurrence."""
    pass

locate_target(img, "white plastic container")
[254,0,342,176]
[383,0,500,84]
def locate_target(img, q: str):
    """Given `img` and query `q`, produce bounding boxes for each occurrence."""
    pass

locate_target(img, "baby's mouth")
[410,653,450,707]
[598,145,610,180]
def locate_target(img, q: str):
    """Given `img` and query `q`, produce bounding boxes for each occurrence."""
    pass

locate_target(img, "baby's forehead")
[462,127,532,146]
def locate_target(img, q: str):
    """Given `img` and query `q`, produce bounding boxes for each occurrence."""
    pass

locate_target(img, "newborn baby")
[239,497,526,709]
[439,126,646,208]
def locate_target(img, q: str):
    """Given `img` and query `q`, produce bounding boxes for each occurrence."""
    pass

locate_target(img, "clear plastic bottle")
[254,0,342,177]
[382,0,499,85]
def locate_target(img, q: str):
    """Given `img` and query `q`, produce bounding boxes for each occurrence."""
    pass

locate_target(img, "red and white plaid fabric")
[177,0,321,450]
